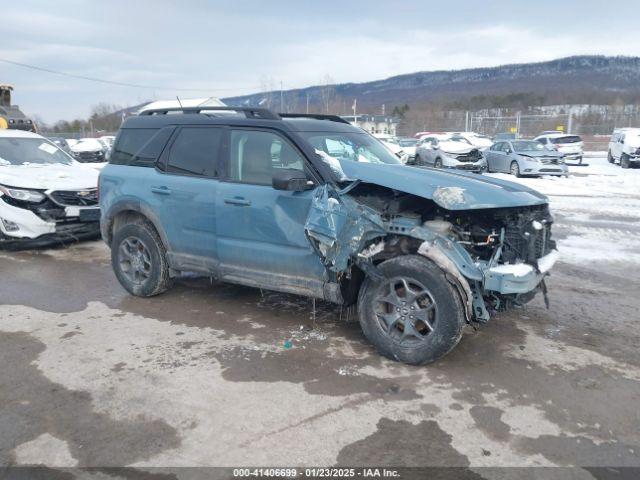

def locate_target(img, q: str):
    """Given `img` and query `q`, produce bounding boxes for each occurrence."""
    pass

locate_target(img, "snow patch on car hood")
[0,163,99,190]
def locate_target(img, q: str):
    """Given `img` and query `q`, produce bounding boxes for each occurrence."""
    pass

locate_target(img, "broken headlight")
[0,184,46,203]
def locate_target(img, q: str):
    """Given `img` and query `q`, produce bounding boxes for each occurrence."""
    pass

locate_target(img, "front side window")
[167,127,222,177]
[0,137,74,166]
[229,130,305,185]
[490,142,503,151]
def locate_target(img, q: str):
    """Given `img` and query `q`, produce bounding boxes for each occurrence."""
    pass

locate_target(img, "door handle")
[224,197,251,206]
[151,186,171,195]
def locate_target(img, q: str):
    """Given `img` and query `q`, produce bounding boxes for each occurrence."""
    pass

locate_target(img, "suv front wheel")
[357,255,465,365]
[111,219,173,297]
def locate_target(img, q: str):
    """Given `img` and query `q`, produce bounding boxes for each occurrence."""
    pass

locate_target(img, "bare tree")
[319,75,335,114]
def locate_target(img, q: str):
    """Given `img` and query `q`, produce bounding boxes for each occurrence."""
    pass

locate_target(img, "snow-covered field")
[486,155,640,274]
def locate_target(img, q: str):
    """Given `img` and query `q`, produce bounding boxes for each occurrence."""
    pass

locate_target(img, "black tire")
[357,255,465,365]
[434,158,443,168]
[607,151,614,164]
[577,156,583,165]
[414,154,422,166]
[111,219,173,297]
[510,161,522,177]
[621,153,630,169]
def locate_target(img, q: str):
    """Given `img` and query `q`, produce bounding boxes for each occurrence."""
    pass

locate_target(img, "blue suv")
[100,107,558,365]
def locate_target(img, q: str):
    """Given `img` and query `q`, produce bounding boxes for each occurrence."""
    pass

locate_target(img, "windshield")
[447,135,472,145]
[399,138,417,147]
[512,141,545,152]
[302,132,402,166]
[0,137,74,166]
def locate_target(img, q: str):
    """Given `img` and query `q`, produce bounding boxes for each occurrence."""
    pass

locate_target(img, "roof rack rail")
[278,113,351,124]
[139,106,281,120]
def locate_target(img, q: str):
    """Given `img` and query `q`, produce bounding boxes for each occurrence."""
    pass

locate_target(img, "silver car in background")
[485,140,568,177]
[414,134,487,172]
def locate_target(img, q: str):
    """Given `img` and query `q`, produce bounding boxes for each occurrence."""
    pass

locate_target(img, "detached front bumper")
[483,250,559,294]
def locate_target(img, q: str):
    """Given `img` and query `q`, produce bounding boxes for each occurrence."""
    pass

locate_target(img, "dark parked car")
[99,107,558,365]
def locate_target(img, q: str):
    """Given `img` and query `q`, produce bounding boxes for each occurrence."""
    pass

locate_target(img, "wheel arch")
[341,234,473,322]
[103,200,170,251]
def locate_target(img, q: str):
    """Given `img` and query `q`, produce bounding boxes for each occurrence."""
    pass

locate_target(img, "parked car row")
[48,135,114,165]
[406,130,589,176]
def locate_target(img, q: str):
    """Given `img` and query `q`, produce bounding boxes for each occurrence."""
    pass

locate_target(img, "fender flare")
[102,199,172,251]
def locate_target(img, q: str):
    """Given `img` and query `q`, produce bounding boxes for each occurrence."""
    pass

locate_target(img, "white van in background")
[608,128,640,169]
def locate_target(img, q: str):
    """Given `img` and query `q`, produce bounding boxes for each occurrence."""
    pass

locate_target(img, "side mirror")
[272,168,313,191]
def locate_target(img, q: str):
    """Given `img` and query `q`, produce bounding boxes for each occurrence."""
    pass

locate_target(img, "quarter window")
[229,130,305,185]
[110,128,158,165]
[166,127,222,177]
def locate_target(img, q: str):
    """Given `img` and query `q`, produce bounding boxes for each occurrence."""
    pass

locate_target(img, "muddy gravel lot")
[1,156,640,478]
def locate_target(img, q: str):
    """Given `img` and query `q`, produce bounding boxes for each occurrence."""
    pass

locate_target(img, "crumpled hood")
[0,163,99,190]
[438,141,476,154]
[339,161,548,210]
[517,150,563,158]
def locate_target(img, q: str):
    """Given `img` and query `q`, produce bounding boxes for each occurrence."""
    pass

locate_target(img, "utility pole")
[280,81,284,112]
[306,93,309,114]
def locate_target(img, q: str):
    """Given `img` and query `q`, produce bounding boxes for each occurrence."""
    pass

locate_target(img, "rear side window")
[551,135,581,144]
[110,128,158,166]
[166,127,222,177]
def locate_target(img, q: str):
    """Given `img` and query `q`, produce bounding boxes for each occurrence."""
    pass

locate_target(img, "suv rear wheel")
[357,255,465,365]
[111,220,173,297]
[607,151,615,164]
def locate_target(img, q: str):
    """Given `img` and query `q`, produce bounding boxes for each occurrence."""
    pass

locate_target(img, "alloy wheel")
[118,236,152,285]
[374,277,438,345]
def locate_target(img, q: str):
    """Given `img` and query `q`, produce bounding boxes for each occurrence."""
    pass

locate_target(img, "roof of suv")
[122,110,363,134]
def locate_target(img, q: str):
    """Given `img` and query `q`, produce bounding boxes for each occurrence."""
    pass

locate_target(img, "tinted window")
[551,135,581,144]
[167,127,221,177]
[229,130,305,185]
[110,129,158,165]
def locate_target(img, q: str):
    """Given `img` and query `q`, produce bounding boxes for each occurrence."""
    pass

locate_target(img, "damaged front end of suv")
[304,160,558,361]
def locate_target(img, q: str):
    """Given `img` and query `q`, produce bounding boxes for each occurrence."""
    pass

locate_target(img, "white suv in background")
[0,130,100,248]
[608,128,640,169]
[534,133,584,164]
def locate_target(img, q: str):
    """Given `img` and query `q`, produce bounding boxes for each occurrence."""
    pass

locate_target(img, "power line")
[0,58,258,93]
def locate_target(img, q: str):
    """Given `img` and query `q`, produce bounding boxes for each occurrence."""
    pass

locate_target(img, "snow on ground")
[486,155,640,272]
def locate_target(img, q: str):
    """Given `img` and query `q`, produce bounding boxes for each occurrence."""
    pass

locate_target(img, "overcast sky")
[3,0,640,123]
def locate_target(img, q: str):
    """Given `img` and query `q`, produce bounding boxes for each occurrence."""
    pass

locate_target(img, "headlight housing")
[0,184,46,203]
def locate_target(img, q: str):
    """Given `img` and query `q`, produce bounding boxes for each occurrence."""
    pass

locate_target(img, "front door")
[216,128,326,292]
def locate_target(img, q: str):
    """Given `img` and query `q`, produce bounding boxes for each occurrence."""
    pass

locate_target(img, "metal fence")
[400,107,640,143]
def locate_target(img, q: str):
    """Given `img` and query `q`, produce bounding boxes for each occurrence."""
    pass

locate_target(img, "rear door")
[216,128,326,291]
[152,126,222,268]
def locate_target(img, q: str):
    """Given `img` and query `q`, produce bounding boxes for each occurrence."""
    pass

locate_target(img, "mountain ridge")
[223,55,640,111]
